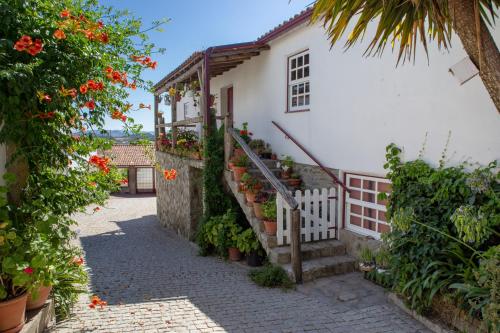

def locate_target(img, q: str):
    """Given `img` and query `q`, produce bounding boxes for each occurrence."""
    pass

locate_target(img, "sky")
[99,0,313,131]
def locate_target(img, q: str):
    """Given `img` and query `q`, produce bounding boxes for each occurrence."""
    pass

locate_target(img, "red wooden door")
[227,86,233,122]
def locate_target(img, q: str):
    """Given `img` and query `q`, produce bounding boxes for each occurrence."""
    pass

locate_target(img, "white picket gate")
[276,187,338,245]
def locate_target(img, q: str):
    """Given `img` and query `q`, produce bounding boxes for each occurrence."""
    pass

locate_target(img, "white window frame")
[344,173,391,239]
[287,50,310,112]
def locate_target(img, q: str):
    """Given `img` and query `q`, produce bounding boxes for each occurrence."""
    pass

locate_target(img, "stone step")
[268,239,346,264]
[246,167,282,179]
[249,158,279,169]
[282,255,357,282]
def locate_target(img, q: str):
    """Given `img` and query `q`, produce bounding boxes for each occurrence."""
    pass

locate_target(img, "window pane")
[305,82,310,93]
[291,70,296,81]
[292,85,298,95]
[298,95,304,106]
[298,56,303,67]
[304,54,309,65]
[297,68,303,79]
[291,58,296,69]
[292,97,297,107]
[305,94,310,105]
[304,66,309,77]
[298,83,304,94]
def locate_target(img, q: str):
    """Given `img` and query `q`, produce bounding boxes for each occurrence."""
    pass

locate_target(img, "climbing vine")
[0,0,167,317]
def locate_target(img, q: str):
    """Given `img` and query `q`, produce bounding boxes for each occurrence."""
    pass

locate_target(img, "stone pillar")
[128,166,137,195]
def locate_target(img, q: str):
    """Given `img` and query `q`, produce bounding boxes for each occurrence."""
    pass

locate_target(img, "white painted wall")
[210,22,500,175]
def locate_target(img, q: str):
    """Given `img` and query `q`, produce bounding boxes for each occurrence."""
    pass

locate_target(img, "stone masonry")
[156,151,203,241]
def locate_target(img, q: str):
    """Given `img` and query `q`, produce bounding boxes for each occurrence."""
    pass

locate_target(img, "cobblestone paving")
[49,195,429,333]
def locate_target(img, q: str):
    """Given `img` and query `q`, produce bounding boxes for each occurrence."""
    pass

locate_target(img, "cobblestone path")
[50,195,429,333]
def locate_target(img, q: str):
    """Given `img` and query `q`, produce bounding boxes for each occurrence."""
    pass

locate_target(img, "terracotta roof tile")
[104,144,154,167]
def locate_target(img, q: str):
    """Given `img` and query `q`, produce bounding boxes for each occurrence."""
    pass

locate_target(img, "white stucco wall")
[210,22,500,175]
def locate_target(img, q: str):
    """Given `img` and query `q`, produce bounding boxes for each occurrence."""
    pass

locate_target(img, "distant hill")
[97,130,155,143]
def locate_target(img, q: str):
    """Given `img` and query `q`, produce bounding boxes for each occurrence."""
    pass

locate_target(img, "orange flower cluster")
[163,169,177,180]
[139,103,151,110]
[72,257,84,266]
[33,112,56,119]
[89,155,110,173]
[84,99,96,110]
[111,110,127,122]
[119,179,128,184]
[53,29,66,40]
[93,207,100,213]
[104,66,130,86]
[80,80,104,94]
[89,295,107,309]
[60,86,78,99]
[131,55,157,69]
[14,35,43,56]
[37,92,52,103]
[58,9,109,44]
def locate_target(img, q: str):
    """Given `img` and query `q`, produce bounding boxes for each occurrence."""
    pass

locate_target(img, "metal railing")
[230,129,302,283]
[271,121,350,194]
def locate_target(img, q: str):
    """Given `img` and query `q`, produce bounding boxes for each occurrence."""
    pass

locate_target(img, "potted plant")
[249,139,266,156]
[260,143,273,159]
[280,155,294,179]
[227,222,243,262]
[237,229,265,267]
[287,173,302,187]
[262,197,278,236]
[253,192,269,220]
[0,221,32,333]
[232,154,249,182]
[241,173,262,206]
[359,247,375,272]
[271,153,277,160]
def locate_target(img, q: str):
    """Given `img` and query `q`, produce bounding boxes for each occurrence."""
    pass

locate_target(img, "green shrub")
[261,197,277,221]
[248,264,294,289]
[237,228,264,255]
[197,209,241,257]
[381,143,499,327]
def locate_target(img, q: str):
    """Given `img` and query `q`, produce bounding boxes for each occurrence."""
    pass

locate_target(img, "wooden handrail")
[230,129,298,209]
[271,121,351,194]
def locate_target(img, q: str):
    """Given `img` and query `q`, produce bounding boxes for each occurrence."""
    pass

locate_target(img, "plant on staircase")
[287,173,302,187]
[262,197,278,236]
[253,192,269,220]
[232,154,249,183]
[237,229,265,266]
[240,173,262,205]
[279,155,294,179]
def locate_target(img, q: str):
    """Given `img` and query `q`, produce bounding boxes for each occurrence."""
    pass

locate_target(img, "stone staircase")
[224,159,357,282]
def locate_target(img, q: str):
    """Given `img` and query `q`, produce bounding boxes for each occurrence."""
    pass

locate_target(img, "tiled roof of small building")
[104,144,154,167]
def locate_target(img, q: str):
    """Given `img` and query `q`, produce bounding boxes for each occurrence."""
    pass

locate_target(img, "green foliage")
[281,155,294,169]
[0,0,164,315]
[248,264,294,289]
[237,228,264,255]
[381,143,499,328]
[240,173,261,192]
[262,197,277,221]
[197,209,241,257]
[233,154,249,168]
[360,247,374,264]
[203,120,231,219]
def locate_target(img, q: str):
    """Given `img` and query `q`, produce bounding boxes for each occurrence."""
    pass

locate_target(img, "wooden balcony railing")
[230,129,302,283]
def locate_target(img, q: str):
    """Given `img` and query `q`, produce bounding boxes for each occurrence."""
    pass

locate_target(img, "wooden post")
[154,94,159,139]
[291,208,302,283]
[197,67,206,140]
[171,85,177,148]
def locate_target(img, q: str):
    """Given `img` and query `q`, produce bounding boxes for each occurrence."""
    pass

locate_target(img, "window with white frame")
[288,50,310,112]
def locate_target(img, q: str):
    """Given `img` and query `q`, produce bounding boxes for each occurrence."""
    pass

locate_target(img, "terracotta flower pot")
[233,166,247,182]
[245,191,257,206]
[234,148,244,158]
[271,154,277,160]
[0,293,27,333]
[228,247,242,261]
[26,285,52,311]
[253,202,264,220]
[281,171,291,179]
[287,178,302,187]
[263,220,277,236]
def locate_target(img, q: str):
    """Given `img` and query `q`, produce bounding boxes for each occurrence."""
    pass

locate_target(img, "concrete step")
[269,239,346,264]
[283,255,357,282]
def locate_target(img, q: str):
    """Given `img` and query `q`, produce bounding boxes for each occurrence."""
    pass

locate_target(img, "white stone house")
[154,9,499,250]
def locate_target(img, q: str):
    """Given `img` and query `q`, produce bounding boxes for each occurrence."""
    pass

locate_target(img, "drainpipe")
[203,47,213,136]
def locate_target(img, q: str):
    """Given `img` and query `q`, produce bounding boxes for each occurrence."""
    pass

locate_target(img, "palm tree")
[312,0,500,111]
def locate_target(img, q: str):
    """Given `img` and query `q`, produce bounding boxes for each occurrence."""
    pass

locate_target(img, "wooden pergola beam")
[155,59,203,95]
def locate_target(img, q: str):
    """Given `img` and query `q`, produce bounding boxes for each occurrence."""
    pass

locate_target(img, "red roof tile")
[104,144,154,167]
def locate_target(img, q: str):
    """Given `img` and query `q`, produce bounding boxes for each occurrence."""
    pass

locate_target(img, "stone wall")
[293,163,339,190]
[156,151,204,241]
